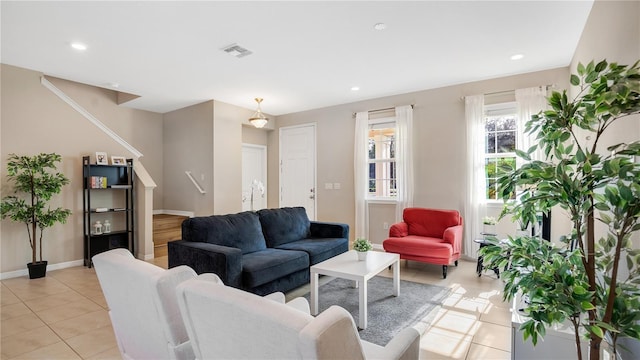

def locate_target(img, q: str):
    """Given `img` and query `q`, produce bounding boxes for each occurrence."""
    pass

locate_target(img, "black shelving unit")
[82,155,134,267]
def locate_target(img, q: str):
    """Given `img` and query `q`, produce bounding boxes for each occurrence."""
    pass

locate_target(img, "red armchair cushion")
[383,236,452,259]
[403,208,462,238]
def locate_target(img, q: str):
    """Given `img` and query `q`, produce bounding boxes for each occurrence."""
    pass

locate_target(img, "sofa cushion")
[403,208,461,238]
[383,235,453,259]
[242,249,309,289]
[181,212,266,254]
[276,238,349,265]
[257,207,310,248]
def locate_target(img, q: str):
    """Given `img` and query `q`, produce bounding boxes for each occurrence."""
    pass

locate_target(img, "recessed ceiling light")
[71,42,87,51]
[510,54,524,60]
[351,86,360,91]
[373,23,387,31]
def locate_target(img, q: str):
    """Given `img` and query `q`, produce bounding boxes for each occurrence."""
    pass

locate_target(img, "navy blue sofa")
[167,207,349,295]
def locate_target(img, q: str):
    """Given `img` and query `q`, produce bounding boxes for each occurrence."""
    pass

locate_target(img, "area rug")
[303,276,450,346]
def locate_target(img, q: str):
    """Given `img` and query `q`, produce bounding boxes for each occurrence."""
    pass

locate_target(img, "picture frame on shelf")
[95,152,108,165]
[111,156,126,165]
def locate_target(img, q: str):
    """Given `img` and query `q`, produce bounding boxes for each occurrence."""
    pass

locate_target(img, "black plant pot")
[27,261,48,279]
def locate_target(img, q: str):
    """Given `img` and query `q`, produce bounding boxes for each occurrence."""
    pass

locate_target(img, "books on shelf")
[109,184,130,189]
[90,176,108,189]
[94,208,109,212]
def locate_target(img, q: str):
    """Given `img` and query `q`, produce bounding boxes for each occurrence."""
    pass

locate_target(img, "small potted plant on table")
[482,216,497,235]
[353,238,373,261]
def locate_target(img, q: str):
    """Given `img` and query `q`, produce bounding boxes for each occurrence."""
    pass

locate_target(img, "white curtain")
[464,95,485,258]
[515,87,548,163]
[354,111,369,239]
[394,105,414,223]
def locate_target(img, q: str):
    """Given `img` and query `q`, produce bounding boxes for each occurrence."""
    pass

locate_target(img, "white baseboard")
[153,209,194,217]
[0,259,85,280]
[140,253,155,260]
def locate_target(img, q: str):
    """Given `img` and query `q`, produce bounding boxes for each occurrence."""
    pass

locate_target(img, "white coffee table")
[310,250,400,329]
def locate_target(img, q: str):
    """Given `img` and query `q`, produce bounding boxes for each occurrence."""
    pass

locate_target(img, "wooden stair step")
[153,214,187,257]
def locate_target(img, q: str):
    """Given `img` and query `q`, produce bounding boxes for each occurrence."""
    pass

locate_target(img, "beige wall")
[162,99,268,216]
[163,101,215,215]
[567,0,640,252]
[272,68,570,243]
[1,64,163,273]
[212,101,252,215]
[242,125,269,146]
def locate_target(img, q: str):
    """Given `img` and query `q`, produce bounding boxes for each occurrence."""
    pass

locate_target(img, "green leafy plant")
[482,216,497,225]
[1,153,72,265]
[353,238,373,252]
[481,59,640,360]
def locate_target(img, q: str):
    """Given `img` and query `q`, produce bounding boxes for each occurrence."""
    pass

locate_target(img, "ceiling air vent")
[221,43,252,58]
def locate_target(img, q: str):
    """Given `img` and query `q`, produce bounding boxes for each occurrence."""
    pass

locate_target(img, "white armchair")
[92,248,222,360]
[176,278,420,360]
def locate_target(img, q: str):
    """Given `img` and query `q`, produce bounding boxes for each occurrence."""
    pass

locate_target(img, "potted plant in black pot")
[482,59,640,360]
[1,153,71,279]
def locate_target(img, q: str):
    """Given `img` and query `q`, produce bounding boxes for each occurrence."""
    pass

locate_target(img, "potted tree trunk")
[481,59,640,360]
[1,153,72,279]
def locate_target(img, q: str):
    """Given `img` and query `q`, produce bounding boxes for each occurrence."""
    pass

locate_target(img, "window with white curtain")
[354,105,413,239]
[368,118,396,199]
[484,102,517,200]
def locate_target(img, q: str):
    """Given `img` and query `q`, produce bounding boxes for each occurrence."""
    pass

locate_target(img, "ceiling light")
[248,98,268,128]
[71,42,87,51]
[373,23,387,31]
[510,54,524,60]
[351,86,360,91]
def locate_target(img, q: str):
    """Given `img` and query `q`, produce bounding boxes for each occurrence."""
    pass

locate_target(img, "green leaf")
[570,74,580,86]
[573,285,587,295]
[590,325,604,339]
[581,301,596,310]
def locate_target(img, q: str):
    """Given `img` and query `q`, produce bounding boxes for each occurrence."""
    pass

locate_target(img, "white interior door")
[242,144,267,211]
[280,124,316,220]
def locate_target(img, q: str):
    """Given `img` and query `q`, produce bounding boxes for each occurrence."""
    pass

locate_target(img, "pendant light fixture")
[249,98,269,128]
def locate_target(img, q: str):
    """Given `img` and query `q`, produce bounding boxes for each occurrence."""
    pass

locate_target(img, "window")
[484,103,517,200]
[368,119,396,198]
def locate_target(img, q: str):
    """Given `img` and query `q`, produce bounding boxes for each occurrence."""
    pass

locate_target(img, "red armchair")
[383,208,463,278]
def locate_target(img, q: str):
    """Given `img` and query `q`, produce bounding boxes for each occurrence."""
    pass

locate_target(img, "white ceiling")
[1,1,594,116]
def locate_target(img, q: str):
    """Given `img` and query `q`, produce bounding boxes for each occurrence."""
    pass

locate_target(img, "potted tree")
[353,237,373,261]
[1,153,72,279]
[481,59,640,360]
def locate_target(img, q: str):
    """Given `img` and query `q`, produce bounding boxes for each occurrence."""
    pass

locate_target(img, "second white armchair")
[176,278,420,360]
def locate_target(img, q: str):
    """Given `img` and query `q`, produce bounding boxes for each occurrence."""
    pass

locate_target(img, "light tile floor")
[1,257,511,359]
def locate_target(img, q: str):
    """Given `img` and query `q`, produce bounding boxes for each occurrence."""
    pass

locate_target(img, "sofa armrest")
[168,240,243,288]
[251,292,310,314]
[389,222,409,238]
[285,297,311,314]
[299,306,366,360]
[443,224,464,255]
[309,221,349,239]
[362,327,420,360]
